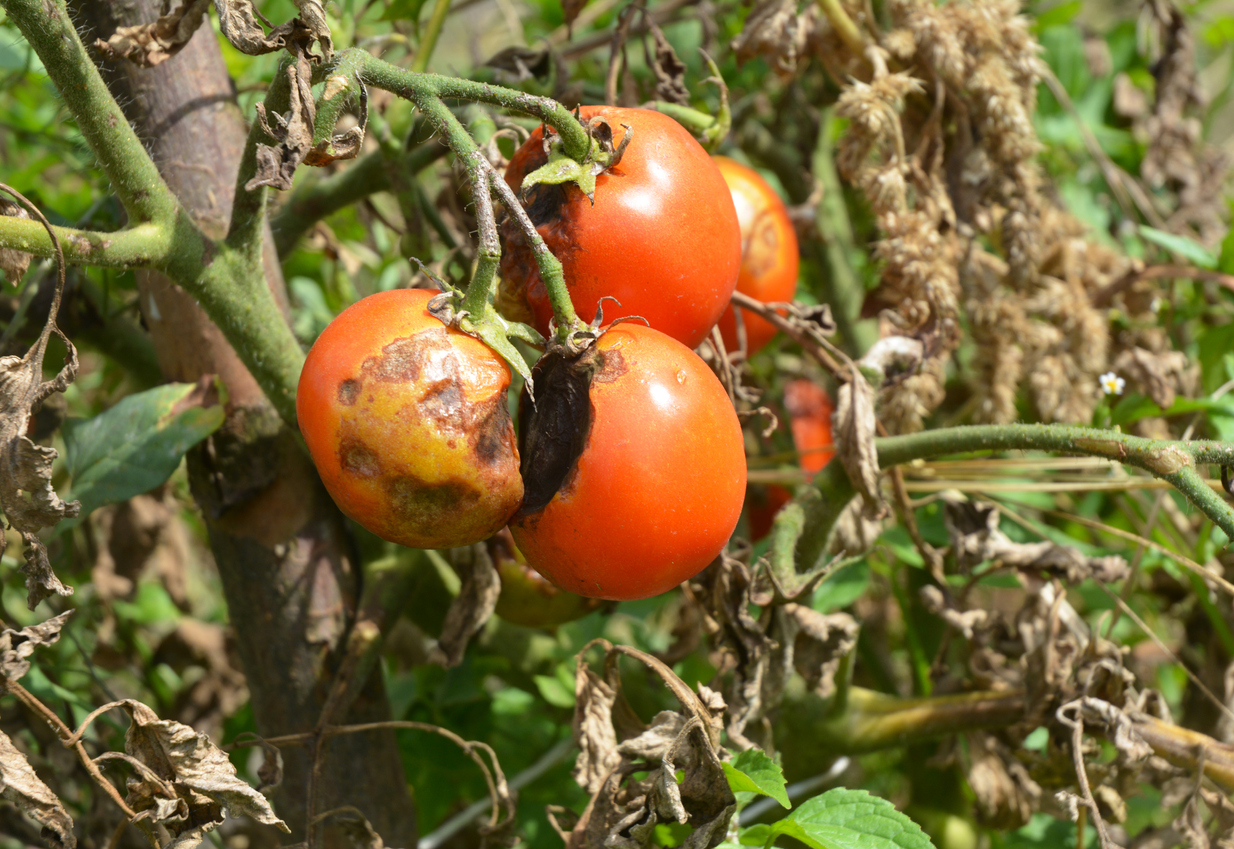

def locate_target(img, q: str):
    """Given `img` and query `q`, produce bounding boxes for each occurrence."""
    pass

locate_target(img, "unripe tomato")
[489,529,604,628]
[296,289,523,549]
[500,106,741,349]
[511,323,747,600]
[712,156,799,355]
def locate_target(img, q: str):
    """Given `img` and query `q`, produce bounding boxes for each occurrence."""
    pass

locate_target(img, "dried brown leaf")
[0,188,79,610]
[573,662,621,795]
[210,0,331,59]
[94,0,211,68]
[0,730,75,848]
[0,199,32,285]
[561,0,588,33]
[834,363,883,515]
[0,610,72,682]
[1111,347,1197,411]
[645,22,689,106]
[428,542,501,668]
[966,733,1041,830]
[731,0,809,75]
[783,604,858,700]
[119,700,289,837]
[246,53,316,192]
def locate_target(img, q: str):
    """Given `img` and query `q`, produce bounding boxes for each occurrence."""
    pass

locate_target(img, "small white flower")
[1100,372,1125,396]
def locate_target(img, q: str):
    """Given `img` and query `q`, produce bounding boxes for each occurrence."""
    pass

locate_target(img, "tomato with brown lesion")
[296,288,523,550]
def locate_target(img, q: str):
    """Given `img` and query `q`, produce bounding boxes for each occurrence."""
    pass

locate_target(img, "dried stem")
[3,680,137,819]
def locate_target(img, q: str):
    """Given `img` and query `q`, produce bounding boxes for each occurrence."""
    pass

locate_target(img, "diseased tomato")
[296,289,522,549]
[489,529,605,628]
[511,323,747,600]
[500,106,741,349]
[713,156,800,355]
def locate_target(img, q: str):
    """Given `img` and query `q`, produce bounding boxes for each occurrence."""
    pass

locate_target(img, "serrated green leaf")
[723,749,790,809]
[1137,225,1219,270]
[768,788,937,849]
[62,381,225,520]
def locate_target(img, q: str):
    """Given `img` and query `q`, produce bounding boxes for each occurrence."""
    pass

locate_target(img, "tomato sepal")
[519,116,632,203]
[427,288,543,392]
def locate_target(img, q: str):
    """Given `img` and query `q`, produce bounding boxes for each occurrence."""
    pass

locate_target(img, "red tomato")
[511,323,747,600]
[489,529,604,628]
[784,379,835,475]
[500,106,741,349]
[296,289,523,549]
[713,157,800,355]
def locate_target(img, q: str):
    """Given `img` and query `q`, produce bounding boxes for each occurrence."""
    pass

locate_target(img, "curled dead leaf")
[427,542,501,668]
[834,362,884,516]
[94,0,211,67]
[0,610,72,682]
[0,187,79,609]
[0,730,76,848]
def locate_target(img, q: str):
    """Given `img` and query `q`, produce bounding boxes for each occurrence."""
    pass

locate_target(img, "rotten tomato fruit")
[511,323,747,600]
[296,288,523,549]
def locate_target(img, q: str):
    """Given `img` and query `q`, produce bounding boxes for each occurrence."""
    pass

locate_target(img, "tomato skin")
[489,529,604,628]
[296,289,523,549]
[511,323,747,600]
[500,106,741,349]
[712,157,799,355]
[784,379,835,475]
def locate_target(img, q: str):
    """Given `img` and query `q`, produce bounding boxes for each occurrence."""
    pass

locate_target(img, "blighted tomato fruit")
[713,156,800,356]
[296,289,523,549]
[511,323,747,601]
[489,528,604,629]
[499,106,741,349]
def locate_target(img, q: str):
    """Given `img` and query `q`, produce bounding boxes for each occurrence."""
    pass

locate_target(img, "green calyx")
[520,116,632,204]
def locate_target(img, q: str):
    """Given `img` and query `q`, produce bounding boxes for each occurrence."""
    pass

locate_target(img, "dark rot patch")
[360,329,451,385]
[386,476,482,527]
[339,437,381,478]
[591,348,626,384]
[337,378,361,406]
[470,393,517,468]
[419,379,465,431]
[516,345,603,516]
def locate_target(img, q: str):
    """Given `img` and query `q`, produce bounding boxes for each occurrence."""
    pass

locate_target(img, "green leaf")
[765,788,937,849]
[723,749,790,809]
[813,560,872,612]
[533,672,575,708]
[62,381,226,520]
[1137,225,1219,269]
[1033,0,1081,30]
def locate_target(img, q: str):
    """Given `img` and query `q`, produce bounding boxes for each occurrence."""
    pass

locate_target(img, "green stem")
[817,687,1025,754]
[651,101,716,135]
[410,0,451,73]
[1,0,181,225]
[350,51,591,162]
[0,218,174,269]
[229,57,293,255]
[815,0,868,56]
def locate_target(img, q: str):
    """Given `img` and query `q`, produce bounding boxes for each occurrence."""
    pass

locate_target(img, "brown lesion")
[591,348,627,385]
[338,437,381,478]
[386,475,483,527]
[469,394,518,468]
[337,378,361,406]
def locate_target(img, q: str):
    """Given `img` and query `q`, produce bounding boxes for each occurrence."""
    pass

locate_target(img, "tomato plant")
[296,288,523,549]
[713,156,800,355]
[500,106,742,348]
[511,323,747,600]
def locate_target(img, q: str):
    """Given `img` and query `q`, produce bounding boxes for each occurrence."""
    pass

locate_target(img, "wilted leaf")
[210,0,331,59]
[0,730,76,848]
[247,53,315,192]
[731,0,810,75]
[0,199,32,285]
[427,542,501,667]
[834,364,884,516]
[120,700,289,836]
[1111,347,1197,411]
[965,733,1041,830]
[0,610,72,682]
[766,787,937,849]
[94,0,211,68]
[572,662,621,795]
[723,748,789,809]
[62,379,224,521]
[561,0,588,32]
[645,22,688,106]
[0,187,80,609]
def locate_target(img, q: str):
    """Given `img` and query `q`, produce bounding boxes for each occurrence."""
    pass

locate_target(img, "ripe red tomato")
[296,289,523,549]
[500,106,741,349]
[489,529,604,628]
[784,379,835,475]
[511,323,747,600]
[712,156,799,355]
